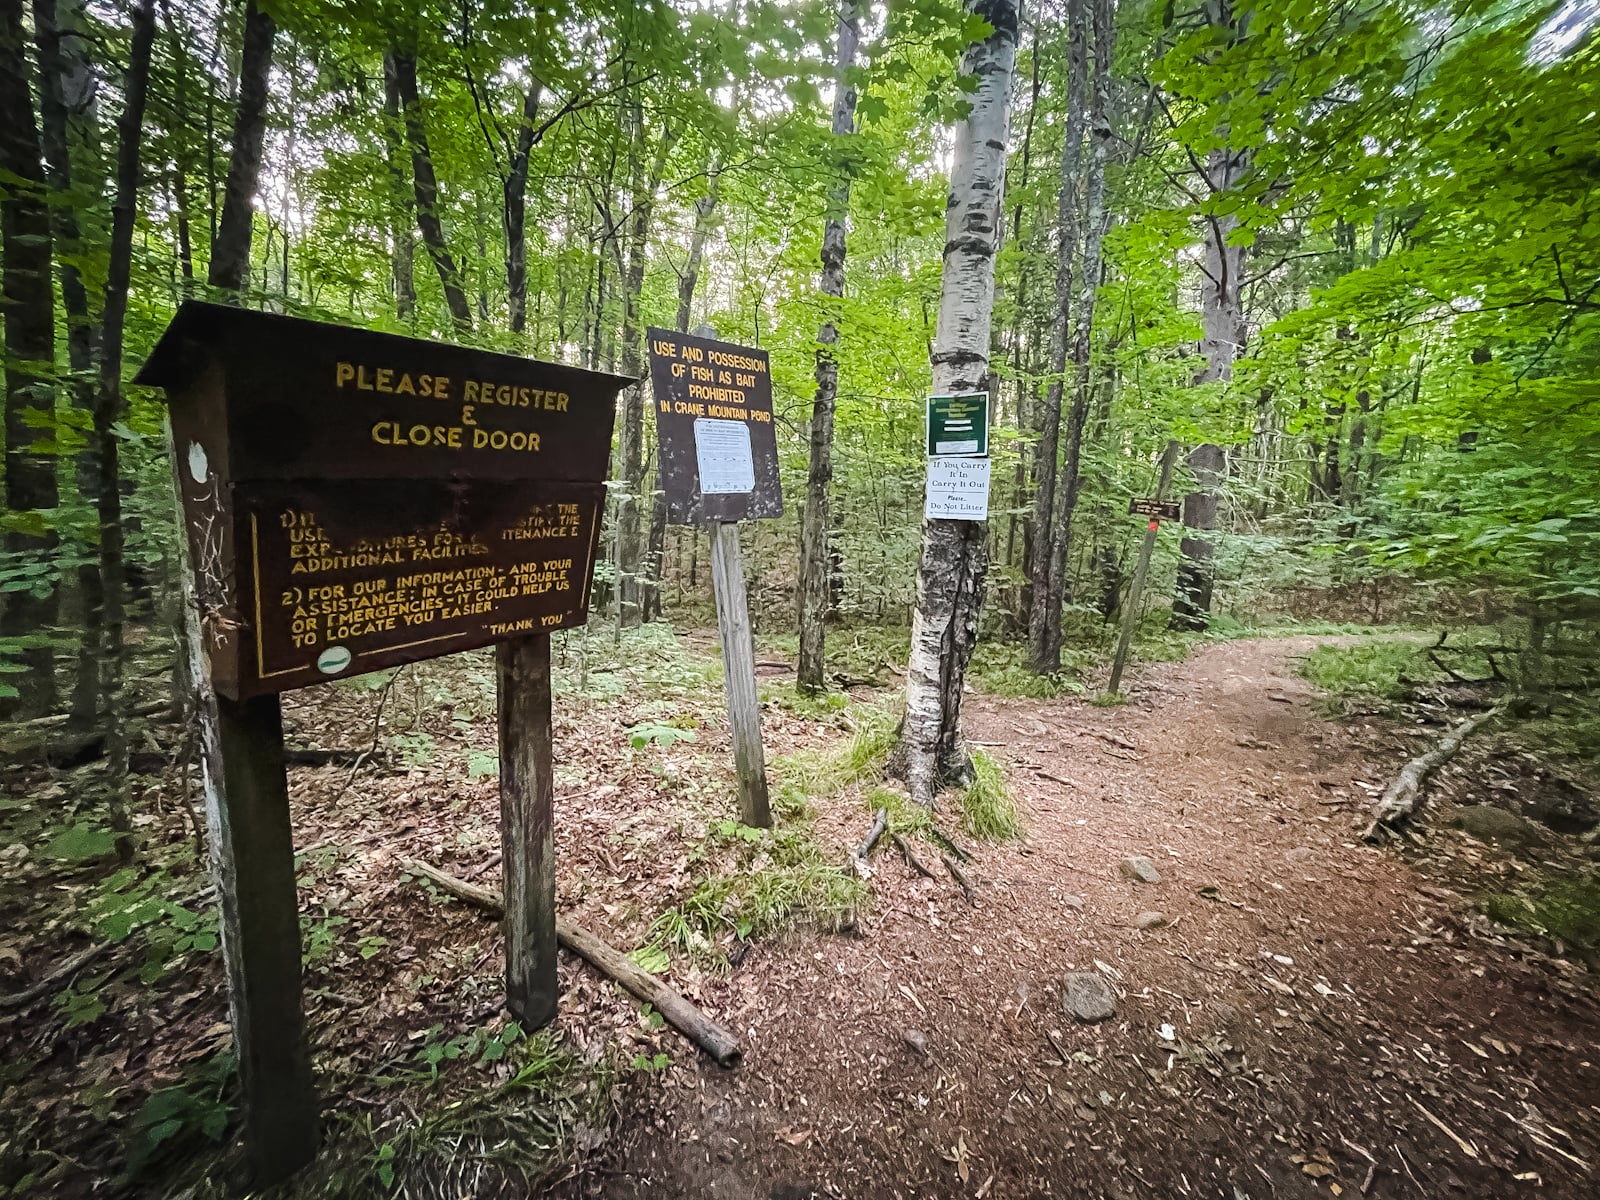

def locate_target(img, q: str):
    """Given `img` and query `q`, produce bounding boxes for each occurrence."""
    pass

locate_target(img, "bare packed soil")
[568,637,1600,1199]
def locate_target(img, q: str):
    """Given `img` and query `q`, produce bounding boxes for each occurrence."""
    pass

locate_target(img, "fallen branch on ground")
[1,884,217,1012]
[856,808,888,860]
[399,858,742,1066]
[1364,702,1507,841]
[892,833,935,878]
[0,940,115,1011]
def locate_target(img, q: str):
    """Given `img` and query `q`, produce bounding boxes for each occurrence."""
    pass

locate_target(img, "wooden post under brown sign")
[136,302,629,1185]
[644,325,778,828]
[1108,439,1182,695]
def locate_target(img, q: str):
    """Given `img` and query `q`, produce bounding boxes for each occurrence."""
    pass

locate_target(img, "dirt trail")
[573,637,1600,1199]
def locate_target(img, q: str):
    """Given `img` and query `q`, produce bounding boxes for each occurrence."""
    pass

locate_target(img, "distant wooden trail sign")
[137,302,630,1185]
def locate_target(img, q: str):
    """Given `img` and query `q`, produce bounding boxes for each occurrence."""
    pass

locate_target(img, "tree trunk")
[1039,0,1117,671]
[797,1,860,694]
[504,80,543,336]
[92,0,157,861]
[169,10,195,290]
[381,53,416,322]
[896,0,1017,806]
[34,0,102,725]
[614,114,674,627]
[0,0,60,717]
[675,166,720,333]
[1025,0,1086,673]
[1002,42,1041,582]
[1171,136,1249,629]
[640,160,722,623]
[1170,443,1225,630]
[208,0,273,294]
[390,48,472,334]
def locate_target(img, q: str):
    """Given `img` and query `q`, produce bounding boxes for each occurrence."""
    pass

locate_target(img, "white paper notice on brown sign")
[694,417,756,494]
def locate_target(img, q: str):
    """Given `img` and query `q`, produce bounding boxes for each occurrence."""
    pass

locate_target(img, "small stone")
[1285,846,1316,863]
[1061,894,1085,910]
[1133,911,1167,930]
[1119,855,1162,884]
[1062,972,1117,1023]
[901,1028,929,1057]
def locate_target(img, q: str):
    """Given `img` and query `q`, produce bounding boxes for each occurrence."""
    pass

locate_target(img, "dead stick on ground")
[891,833,935,878]
[942,853,976,907]
[1409,1096,1479,1159]
[0,940,115,1011]
[856,808,888,860]
[399,858,741,1066]
[1364,703,1506,841]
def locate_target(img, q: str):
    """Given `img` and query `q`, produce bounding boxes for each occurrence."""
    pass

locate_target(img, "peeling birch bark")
[897,0,1018,806]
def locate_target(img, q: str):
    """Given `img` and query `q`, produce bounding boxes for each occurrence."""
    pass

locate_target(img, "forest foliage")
[0,0,1593,788]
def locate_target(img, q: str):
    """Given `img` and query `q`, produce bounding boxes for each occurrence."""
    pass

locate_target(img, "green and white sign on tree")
[925,392,989,457]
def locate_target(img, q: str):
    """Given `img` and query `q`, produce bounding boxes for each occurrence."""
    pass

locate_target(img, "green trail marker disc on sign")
[925,392,989,458]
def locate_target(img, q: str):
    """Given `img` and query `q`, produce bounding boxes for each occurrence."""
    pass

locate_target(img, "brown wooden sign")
[1129,497,1181,521]
[137,302,629,698]
[645,326,782,525]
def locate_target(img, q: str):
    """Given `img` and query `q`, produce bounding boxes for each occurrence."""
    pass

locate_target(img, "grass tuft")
[960,749,1022,840]
[1298,637,1430,711]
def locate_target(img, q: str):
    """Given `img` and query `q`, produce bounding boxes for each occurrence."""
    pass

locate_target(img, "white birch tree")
[896,0,1019,805]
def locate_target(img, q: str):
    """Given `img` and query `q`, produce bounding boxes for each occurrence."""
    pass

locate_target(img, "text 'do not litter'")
[924,456,992,520]
[693,417,756,495]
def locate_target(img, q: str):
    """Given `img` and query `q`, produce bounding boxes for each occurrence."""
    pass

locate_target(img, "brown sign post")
[645,325,781,828]
[137,302,628,1184]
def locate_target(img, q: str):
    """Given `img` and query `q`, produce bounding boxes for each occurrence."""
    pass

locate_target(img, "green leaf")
[46,824,116,862]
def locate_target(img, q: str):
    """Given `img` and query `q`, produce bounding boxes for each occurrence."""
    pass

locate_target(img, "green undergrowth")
[759,679,852,720]
[646,816,865,964]
[860,749,1021,846]
[1481,870,1600,959]
[278,1030,604,1200]
[755,625,910,687]
[969,639,1090,698]
[1298,638,1429,709]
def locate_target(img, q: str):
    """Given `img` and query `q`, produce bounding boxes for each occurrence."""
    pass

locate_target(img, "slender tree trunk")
[208,0,272,293]
[1171,153,1248,629]
[641,158,723,622]
[1038,0,1117,669]
[380,54,416,322]
[34,0,104,724]
[92,0,156,861]
[896,0,1018,805]
[0,0,60,717]
[675,166,720,333]
[1025,0,1087,673]
[390,48,472,333]
[797,1,860,694]
[1169,443,1225,629]
[169,10,196,290]
[614,115,674,626]
[504,80,543,336]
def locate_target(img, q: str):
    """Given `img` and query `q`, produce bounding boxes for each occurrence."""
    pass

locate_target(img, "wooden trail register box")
[136,303,631,1184]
